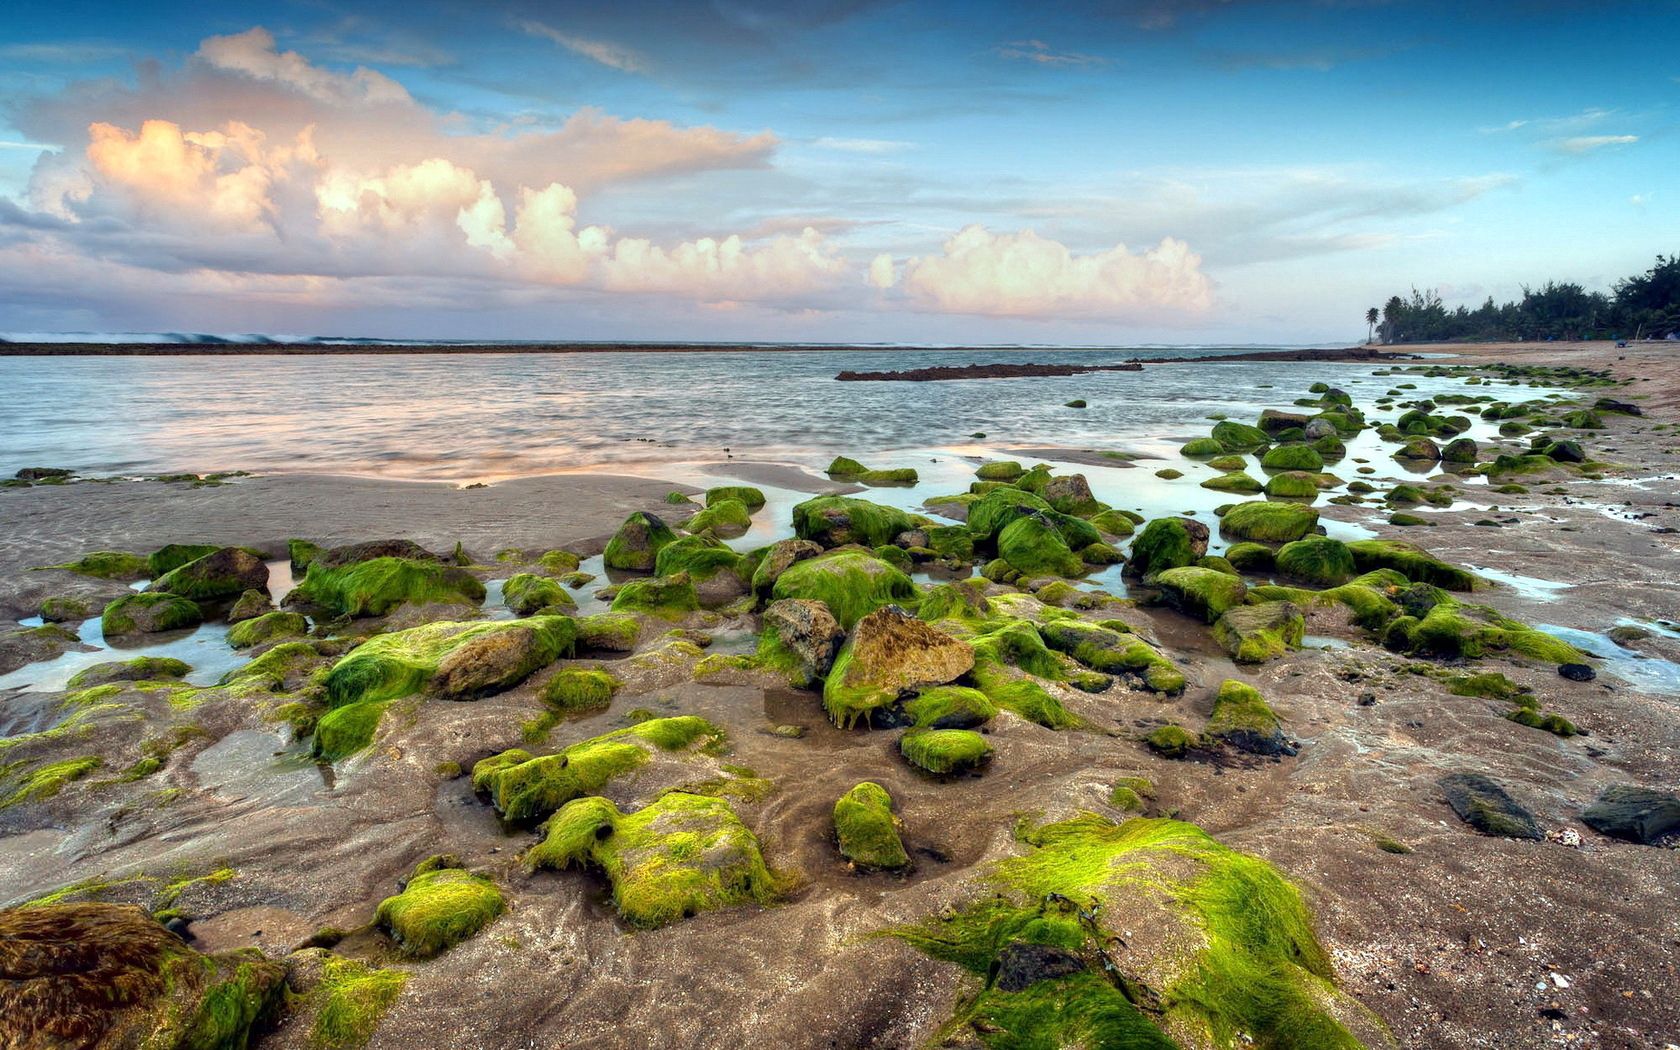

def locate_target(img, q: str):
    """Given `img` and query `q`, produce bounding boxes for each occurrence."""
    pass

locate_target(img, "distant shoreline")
[0,340,1411,360]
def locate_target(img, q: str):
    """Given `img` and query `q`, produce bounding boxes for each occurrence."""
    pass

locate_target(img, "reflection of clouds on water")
[0,350,1577,483]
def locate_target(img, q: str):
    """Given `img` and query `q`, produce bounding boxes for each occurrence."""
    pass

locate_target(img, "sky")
[0,0,1675,344]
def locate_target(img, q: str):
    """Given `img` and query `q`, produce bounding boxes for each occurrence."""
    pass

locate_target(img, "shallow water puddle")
[189,728,332,805]
[1466,565,1572,603]
[1535,623,1680,694]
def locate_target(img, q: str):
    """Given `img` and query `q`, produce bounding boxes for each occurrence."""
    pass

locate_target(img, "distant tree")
[1365,307,1379,343]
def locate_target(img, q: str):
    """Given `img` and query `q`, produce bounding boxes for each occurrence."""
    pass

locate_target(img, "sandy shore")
[2,343,1679,1049]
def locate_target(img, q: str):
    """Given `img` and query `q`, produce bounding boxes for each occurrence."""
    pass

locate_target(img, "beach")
[1,342,1677,1049]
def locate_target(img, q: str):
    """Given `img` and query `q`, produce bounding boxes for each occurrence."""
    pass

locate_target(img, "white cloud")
[813,137,914,154]
[197,27,410,105]
[867,252,896,289]
[995,40,1104,67]
[515,19,647,73]
[898,226,1212,318]
[1552,134,1638,154]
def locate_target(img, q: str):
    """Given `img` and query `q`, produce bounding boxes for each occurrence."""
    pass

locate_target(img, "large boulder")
[770,550,916,630]
[760,598,845,686]
[1258,408,1311,434]
[1274,537,1355,586]
[1154,566,1248,623]
[100,593,203,637]
[603,512,679,572]
[750,538,824,595]
[431,621,574,699]
[822,606,975,728]
[1439,772,1542,839]
[1206,679,1292,755]
[293,557,484,618]
[1580,785,1680,846]
[998,514,1084,577]
[833,781,909,870]
[313,539,439,569]
[1042,474,1100,516]
[1128,517,1209,578]
[0,903,284,1050]
[1219,501,1320,543]
[791,496,914,549]
[147,546,268,600]
[1212,603,1304,663]
[1394,437,1442,462]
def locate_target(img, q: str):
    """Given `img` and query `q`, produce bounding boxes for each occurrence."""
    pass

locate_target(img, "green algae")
[1153,567,1248,623]
[998,514,1084,577]
[226,610,308,649]
[1260,445,1325,472]
[686,498,754,534]
[905,685,999,729]
[792,495,916,547]
[44,550,149,579]
[295,557,485,617]
[1219,501,1319,543]
[1344,540,1480,591]
[604,511,680,572]
[503,573,578,615]
[1275,537,1355,586]
[375,861,503,959]
[826,455,919,485]
[834,781,909,870]
[770,549,917,630]
[306,955,409,1050]
[1129,518,1202,578]
[526,791,782,927]
[704,485,767,511]
[1,755,103,809]
[101,592,202,636]
[900,728,992,774]
[611,573,701,618]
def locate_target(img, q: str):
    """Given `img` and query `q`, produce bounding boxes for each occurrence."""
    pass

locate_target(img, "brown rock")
[761,598,844,686]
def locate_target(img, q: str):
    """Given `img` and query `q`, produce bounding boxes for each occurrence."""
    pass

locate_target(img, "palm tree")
[1365,307,1379,344]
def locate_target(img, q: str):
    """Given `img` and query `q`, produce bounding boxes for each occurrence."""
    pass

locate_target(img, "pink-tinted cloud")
[896,226,1213,317]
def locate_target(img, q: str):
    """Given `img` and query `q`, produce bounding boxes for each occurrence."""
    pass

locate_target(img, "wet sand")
[2,343,1679,1049]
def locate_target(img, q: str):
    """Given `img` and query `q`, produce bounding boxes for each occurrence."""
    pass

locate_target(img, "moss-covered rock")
[285,951,407,1050]
[0,903,285,1050]
[823,606,975,728]
[147,547,267,601]
[998,514,1084,577]
[37,595,96,623]
[1264,471,1321,498]
[967,487,1052,543]
[527,791,780,927]
[900,728,992,774]
[603,511,679,572]
[66,656,192,688]
[770,549,916,630]
[48,550,150,580]
[890,815,1379,1050]
[374,860,504,958]
[1260,445,1324,472]
[792,495,915,548]
[905,684,998,729]
[1087,509,1137,537]
[575,612,640,652]
[1212,420,1270,450]
[1213,603,1304,664]
[101,592,203,637]
[827,456,918,485]
[833,781,909,870]
[1180,437,1226,457]
[652,536,749,607]
[1396,599,1584,664]
[473,716,723,821]
[685,498,753,536]
[610,573,701,619]
[227,610,308,649]
[295,557,484,617]
[1224,542,1276,572]
[1128,517,1209,578]
[1146,724,1196,757]
[1206,679,1290,754]
[503,573,578,616]
[1154,566,1248,623]
[1275,537,1356,586]
[288,539,325,573]
[1345,539,1480,591]
[750,538,824,596]
[539,668,620,713]
[146,543,224,578]
[975,460,1026,481]
[1219,501,1320,543]
[758,598,845,686]
[1439,772,1541,839]
[1201,471,1263,494]
[704,485,767,511]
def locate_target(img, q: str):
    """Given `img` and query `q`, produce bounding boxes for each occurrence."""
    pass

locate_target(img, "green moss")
[1087,510,1137,537]
[1218,501,1319,543]
[1155,468,1183,480]
[1224,542,1275,571]
[295,557,485,617]
[1146,724,1196,757]
[611,572,701,618]
[1213,603,1304,664]
[526,791,781,927]
[900,728,992,774]
[1212,420,1270,450]
[311,701,391,761]
[227,610,308,649]
[686,498,754,534]
[101,592,203,636]
[45,550,149,579]
[146,543,223,578]
[37,595,94,622]
[374,862,503,958]
[1206,679,1285,753]
[1401,599,1586,664]
[1201,471,1263,494]
[1037,620,1183,694]
[1260,445,1325,472]
[770,549,917,630]
[967,487,1053,543]
[998,514,1084,577]
[66,656,192,688]
[324,616,575,710]
[1446,671,1529,701]
[1129,518,1202,577]
[1,755,103,808]
[576,612,640,651]
[1154,566,1248,623]
[1345,539,1480,591]
[791,495,915,547]
[307,955,409,1050]
[220,640,324,692]
[976,460,1026,481]
[289,539,325,572]
[905,685,999,729]
[473,716,721,821]
[503,573,578,615]
[540,667,619,713]
[704,485,767,511]
[1275,537,1355,586]
[1180,437,1226,457]
[1264,471,1321,499]
[834,781,909,870]
[826,456,919,485]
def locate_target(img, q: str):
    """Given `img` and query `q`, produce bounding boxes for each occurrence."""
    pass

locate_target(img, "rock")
[1042,474,1100,515]
[761,598,845,686]
[770,549,916,630]
[1219,501,1319,543]
[1592,397,1641,416]
[0,624,95,675]
[1154,566,1248,623]
[1558,663,1596,682]
[503,573,578,616]
[293,557,484,618]
[1544,440,1586,463]
[101,593,203,637]
[899,728,992,773]
[1394,437,1441,462]
[14,466,72,480]
[996,942,1087,992]
[1206,679,1293,755]
[1129,517,1209,577]
[227,610,309,649]
[603,512,679,572]
[1260,445,1324,472]
[375,860,505,957]
[1303,418,1338,440]
[1145,724,1196,758]
[147,546,268,600]
[0,903,284,1050]
[998,513,1084,577]
[751,538,824,595]
[226,589,273,623]
[609,573,700,619]
[1442,437,1478,463]
[1275,536,1355,586]
[1213,603,1304,664]
[893,529,931,549]
[823,606,975,728]
[1580,785,1680,845]
[791,496,915,549]
[66,656,192,687]
[1258,409,1311,434]
[833,781,909,870]
[428,620,575,700]
[314,539,440,569]
[1439,772,1542,839]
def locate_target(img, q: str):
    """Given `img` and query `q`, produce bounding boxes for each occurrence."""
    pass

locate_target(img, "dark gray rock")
[1581,785,1680,845]
[1440,772,1542,840]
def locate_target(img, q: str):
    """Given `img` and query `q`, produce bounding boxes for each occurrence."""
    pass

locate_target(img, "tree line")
[1365,254,1680,344]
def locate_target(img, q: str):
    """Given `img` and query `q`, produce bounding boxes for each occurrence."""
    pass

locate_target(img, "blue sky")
[1,0,1674,343]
